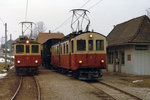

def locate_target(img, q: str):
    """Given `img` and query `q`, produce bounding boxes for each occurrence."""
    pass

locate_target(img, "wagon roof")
[107,15,150,46]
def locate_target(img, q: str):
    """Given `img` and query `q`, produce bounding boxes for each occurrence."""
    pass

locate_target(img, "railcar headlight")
[89,34,93,38]
[101,59,104,63]
[17,60,20,64]
[26,40,29,44]
[79,60,82,64]
[35,60,38,63]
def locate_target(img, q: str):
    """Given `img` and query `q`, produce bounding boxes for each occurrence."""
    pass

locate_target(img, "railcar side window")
[32,45,39,53]
[96,40,104,50]
[71,40,74,53]
[66,43,68,54]
[63,43,65,54]
[77,40,86,51]
[16,45,24,53]
[88,40,93,50]
[26,45,30,53]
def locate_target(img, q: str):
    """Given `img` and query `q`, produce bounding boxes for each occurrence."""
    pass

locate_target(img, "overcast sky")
[0,0,149,42]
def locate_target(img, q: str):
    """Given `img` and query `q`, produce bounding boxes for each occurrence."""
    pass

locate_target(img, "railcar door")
[25,45,31,66]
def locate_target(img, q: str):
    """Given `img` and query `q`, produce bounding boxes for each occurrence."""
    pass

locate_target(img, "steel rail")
[88,83,116,100]
[99,81,142,100]
[11,76,23,100]
[33,76,41,100]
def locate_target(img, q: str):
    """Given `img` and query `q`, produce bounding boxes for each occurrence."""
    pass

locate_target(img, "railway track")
[88,81,142,100]
[99,81,142,100]
[11,76,41,100]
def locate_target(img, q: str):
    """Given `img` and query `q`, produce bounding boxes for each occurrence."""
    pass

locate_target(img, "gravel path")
[102,71,150,100]
[0,67,150,100]
[0,68,20,100]
[35,68,114,100]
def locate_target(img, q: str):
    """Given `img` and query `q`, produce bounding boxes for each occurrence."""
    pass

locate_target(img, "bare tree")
[32,21,47,40]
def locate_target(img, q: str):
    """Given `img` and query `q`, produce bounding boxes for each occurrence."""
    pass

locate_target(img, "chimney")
[49,30,51,33]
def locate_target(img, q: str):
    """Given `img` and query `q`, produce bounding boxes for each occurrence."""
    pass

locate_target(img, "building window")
[88,40,93,50]
[96,40,104,50]
[77,40,86,51]
[108,52,114,64]
[120,51,125,64]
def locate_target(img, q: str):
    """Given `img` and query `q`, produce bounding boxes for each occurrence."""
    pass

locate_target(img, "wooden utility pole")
[4,23,7,69]
[10,34,12,65]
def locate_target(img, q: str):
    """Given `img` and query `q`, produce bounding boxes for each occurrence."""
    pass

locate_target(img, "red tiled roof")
[37,32,64,44]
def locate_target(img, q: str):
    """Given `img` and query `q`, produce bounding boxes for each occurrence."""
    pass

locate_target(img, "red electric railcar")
[51,32,107,80]
[14,36,41,75]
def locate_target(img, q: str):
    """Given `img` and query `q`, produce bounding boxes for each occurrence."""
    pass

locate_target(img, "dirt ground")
[0,68,20,100]
[101,70,150,100]
[35,68,114,100]
[0,67,150,100]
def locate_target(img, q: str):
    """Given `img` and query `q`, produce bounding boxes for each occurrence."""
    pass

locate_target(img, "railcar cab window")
[32,45,39,53]
[77,40,86,51]
[96,40,104,50]
[26,45,30,53]
[16,45,24,53]
[88,40,93,50]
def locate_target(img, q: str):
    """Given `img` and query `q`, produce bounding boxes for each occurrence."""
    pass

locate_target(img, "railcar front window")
[32,45,39,53]
[16,45,24,53]
[26,45,30,53]
[88,40,93,50]
[77,40,86,51]
[96,40,104,50]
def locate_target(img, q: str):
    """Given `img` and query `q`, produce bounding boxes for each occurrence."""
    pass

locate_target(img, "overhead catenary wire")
[88,0,103,10]
[52,0,92,32]
[52,0,103,32]
[80,0,92,8]
[0,17,4,25]
[25,0,29,21]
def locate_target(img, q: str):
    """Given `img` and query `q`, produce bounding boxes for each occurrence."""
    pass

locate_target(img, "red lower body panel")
[15,55,41,67]
[51,54,106,70]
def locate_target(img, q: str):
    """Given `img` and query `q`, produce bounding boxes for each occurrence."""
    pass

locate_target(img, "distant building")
[1,39,14,56]
[107,15,150,75]
[37,32,64,44]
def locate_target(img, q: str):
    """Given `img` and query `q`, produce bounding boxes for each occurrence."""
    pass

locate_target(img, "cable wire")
[25,0,28,21]
[0,17,4,25]
[80,0,92,8]
[52,0,92,32]
[88,0,103,10]
[52,0,104,32]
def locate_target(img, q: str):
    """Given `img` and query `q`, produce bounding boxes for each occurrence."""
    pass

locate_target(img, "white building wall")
[132,45,150,75]
[107,45,150,75]
[122,46,134,74]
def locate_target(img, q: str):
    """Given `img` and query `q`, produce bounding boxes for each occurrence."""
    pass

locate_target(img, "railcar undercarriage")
[16,66,39,75]
[72,68,102,80]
